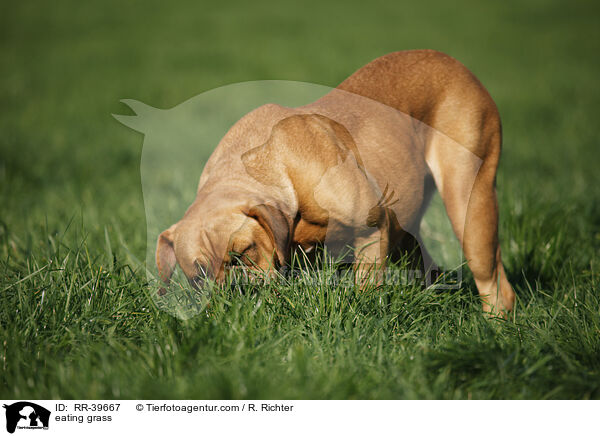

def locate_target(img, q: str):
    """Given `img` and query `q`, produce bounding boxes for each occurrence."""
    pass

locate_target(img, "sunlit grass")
[1,0,599,399]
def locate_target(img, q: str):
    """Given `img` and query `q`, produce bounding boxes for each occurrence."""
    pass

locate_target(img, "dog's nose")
[224,266,250,294]
[229,275,248,294]
[190,275,206,290]
[189,263,212,290]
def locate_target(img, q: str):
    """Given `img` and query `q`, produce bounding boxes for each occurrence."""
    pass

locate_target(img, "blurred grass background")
[0,0,599,399]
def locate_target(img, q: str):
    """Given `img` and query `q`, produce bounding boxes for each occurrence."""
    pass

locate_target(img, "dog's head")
[156,203,291,290]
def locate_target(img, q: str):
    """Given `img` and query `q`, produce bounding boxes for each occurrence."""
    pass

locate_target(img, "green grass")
[1,0,599,399]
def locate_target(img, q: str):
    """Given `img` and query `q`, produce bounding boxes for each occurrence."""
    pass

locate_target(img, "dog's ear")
[246,204,291,267]
[156,224,177,291]
[241,144,284,188]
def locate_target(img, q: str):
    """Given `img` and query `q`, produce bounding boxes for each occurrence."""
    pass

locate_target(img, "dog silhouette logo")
[3,402,50,433]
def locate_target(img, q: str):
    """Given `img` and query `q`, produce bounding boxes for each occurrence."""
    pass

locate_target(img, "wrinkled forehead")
[202,209,250,240]
[175,210,251,270]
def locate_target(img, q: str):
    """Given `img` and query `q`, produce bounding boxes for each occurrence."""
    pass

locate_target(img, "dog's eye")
[228,243,256,267]
[228,251,246,266]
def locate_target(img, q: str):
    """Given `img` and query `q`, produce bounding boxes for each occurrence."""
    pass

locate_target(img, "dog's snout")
[189,261,212,289]
[228,273,248,294]
[190,265,210,289]
[189,274,205,289]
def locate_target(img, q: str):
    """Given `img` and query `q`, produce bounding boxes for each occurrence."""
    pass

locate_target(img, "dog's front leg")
[352,230,388,289]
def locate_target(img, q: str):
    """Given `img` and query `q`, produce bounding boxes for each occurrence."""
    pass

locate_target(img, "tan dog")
[156,50,515,316]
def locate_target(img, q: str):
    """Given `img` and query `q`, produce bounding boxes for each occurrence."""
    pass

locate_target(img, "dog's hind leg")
[425,126,515,317]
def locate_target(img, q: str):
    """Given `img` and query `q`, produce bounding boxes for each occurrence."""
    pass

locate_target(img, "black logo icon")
[3,402,50,434]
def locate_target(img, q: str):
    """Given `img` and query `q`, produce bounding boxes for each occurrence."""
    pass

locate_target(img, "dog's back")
[337,49,501,159]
